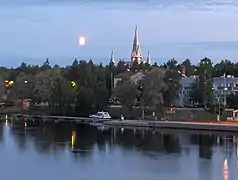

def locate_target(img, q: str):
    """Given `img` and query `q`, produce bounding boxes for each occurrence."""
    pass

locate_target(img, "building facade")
[176,75,238,107]
[175,76,198,107]
[213,75,238,105]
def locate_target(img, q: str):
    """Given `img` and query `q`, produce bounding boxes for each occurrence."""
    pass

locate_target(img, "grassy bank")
[0,105,233,122]
[108,107,233,121]
[166,109,232,121]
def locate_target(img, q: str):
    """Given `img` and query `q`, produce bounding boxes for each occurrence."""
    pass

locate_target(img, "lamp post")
[21,80,28,113]
[213,87,221,122]
[218,94,221,122]
[223,74,227,107]
[70,81,77,115]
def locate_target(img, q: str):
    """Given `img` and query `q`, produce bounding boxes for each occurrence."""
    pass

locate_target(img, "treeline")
[0,57,237,117]
[162,58,238,77]
[114,57,238,118]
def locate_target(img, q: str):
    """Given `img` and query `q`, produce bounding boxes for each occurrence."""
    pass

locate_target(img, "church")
[111,25,155,91]
[110,25,152,66]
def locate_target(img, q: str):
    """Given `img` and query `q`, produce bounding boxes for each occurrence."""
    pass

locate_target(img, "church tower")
[110,49,115,64]
[146,51,152,65]
[131,25,143,64]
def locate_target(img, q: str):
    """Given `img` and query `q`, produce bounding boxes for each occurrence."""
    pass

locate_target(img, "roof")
[114,68,166,79]
[114,71,135,78]
[214,76,238,84]
[130,72,145,83]
[180,76,198,84]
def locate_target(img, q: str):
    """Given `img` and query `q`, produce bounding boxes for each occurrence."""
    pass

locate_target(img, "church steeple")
[110,49,115,64]
[146,51,152,65]
[131,24,143,64]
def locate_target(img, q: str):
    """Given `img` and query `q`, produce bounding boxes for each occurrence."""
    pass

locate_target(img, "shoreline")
[104,120,238,132]
[7,113,238,132]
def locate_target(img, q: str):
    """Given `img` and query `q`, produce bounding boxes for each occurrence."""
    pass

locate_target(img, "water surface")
[0,120,237,180]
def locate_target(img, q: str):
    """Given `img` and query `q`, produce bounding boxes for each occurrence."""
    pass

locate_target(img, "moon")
[78,36,86,46]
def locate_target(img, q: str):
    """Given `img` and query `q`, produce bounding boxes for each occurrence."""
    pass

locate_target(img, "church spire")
[110,49,115,64]
[147,51,152,65]
[131,24,142,64]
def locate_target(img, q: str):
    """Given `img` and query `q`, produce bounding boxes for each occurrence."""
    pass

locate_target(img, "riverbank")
[108,107,233,121]
[104,120,238,132]
[0,105,234,122]
[9,113,238,132]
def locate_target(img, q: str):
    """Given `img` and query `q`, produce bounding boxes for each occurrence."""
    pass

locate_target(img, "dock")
[11,114,109,124]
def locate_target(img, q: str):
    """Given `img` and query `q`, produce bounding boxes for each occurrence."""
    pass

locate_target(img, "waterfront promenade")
[6,114,238,132]
[104,120,238,132]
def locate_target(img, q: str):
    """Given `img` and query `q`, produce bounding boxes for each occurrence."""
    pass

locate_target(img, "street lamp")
[223,74,228,107]
[212,87,221,122]
[5,80,14,88]
[21,80,28,112]
[71,81,77,88]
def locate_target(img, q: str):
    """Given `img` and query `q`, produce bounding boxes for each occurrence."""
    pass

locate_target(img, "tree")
[114,79,138,111]
[152,62,158,67]
[227,94,238,109]
[190,82,200,105]
[116,60,128,74]
[181,59,195,77]
[163,70,181,107]
[213,59,235,77]
[41,59,51,70]
[163,58,178,70]
[50,76,76,115]
[32,69,61,103]
[75,87,96,116]
[0,77,5,101]
[197,58,214,107]
[139,69,166,116]
[8,72,33,100]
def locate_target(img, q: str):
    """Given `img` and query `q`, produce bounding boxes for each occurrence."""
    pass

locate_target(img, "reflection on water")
[0,119,238,180]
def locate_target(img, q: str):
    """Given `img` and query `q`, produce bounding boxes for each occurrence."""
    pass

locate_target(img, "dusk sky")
[1,0,238,67]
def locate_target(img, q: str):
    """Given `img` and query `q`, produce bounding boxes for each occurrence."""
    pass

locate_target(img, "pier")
[11,114,109,124]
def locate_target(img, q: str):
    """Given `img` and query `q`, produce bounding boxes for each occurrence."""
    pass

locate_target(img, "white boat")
[89,111,111,119]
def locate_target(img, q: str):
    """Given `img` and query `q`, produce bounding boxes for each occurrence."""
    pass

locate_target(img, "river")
[0,119,237,180]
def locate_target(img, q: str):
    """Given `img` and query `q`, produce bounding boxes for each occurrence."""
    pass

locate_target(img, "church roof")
[114,71,135,78]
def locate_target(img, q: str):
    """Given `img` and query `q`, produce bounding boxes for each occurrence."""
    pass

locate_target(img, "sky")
[1,0,238,67]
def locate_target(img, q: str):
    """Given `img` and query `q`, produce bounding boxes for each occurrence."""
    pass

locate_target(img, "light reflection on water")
[0,119,238,180]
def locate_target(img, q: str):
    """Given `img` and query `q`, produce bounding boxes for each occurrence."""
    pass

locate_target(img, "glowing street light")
[5,80,14,88]
[71,81,77,88]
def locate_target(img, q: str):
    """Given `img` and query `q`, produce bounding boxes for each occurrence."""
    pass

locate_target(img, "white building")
[175,76,198,107]
[213,75,238,105]
[176,75,238,107]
